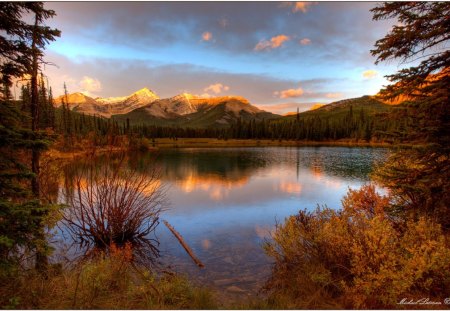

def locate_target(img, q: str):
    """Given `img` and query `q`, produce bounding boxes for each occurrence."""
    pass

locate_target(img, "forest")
[10,87,410,148]
[0,1,449,309]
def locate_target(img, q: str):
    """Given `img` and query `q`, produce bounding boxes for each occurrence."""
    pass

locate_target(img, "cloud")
[280,2,316,13]
[202,31,213,41]
[362,70,378,79]
[204,83,230,94]
[293,2,314,13]
[43,51,353,107]
[79,76,102,95]
[299,38,311,45]
[325,92,343,98]
[255,34,290,51]
[46,1,396,67]
[274,87,304,98]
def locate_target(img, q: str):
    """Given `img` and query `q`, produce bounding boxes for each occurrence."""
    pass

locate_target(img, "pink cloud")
[280,2,316,13]
[79,76,102,95]
[254,34,290,51]
[362,70,378,79]
[274,87,304,98]
[293,2,313,13]
[202,31,212,41]
[204,83,230,94]
[299,38,311,45]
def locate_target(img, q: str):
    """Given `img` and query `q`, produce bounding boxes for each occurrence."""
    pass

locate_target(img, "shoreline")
[45,138,424,159]
[147,138,398,149]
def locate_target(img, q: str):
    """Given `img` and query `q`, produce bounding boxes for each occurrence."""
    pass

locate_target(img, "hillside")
[113,95,279,128]
[282,96,392,121]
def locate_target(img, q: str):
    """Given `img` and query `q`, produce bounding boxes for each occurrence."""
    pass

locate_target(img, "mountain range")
[54,88,396,128]
[53,88,159,118]
[54,88,279,128]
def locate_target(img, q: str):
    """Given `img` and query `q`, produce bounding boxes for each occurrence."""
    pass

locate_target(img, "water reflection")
[147,147,388,299]
[56,154,166,267]
[59,146,388,300]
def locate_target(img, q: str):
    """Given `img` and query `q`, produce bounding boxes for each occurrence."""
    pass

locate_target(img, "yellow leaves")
[265,184,450,309]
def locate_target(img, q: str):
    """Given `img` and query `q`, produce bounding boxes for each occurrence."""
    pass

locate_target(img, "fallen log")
[163,220,205,268]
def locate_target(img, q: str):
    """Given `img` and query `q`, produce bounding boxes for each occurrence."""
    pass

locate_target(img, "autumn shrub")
[0,243,217,309]
[61,154,166,263]
[264,185,450,309]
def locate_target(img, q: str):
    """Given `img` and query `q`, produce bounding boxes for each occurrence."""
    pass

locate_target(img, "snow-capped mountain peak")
[130,87,158,99]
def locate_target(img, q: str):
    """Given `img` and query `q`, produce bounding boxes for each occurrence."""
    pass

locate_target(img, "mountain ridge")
[53,87,159,117]
[54,88,280,128]
[55,89,394,129]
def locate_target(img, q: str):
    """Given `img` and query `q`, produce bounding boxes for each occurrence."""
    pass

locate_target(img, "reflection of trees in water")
[294,147,389,181]
[128,147,387,187]
[129,149,270,185]
[60,153,167,266]
[58,147,388,266]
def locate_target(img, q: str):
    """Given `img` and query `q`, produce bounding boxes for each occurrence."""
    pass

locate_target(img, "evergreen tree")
[371,2,450,228]
[0,2,60,270]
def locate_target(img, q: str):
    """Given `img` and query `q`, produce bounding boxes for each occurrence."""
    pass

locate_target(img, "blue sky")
[40,1,403,114]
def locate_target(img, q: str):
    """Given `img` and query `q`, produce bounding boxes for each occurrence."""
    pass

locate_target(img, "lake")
[55,146,389,302]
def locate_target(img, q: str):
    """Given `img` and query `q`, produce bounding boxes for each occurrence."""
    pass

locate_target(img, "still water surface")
[56,146,389,301]
[139,146,388,300]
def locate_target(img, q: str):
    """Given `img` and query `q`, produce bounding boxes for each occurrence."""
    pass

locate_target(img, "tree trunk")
[30,14,47,271]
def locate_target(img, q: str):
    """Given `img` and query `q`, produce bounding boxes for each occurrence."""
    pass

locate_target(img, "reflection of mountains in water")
[128,147,389,187]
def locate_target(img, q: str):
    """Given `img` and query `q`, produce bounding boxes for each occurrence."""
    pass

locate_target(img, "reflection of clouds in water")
[177,174,248,194]
[160,147,389,210]
[60,147,388,298]
[311,165,323,180]
[209,187,226,201]
[201,239,212,250]
[175,173,252,202]
[277,181,302,195]
[254,224,274,239]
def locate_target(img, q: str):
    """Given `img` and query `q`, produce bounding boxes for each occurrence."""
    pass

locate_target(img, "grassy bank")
[45,146,128,161]
[146,137,395,149]
[1,249,217,310]
[45,137,422,161]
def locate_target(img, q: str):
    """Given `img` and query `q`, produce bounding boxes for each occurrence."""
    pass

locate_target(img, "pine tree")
[0,2,60,270]
[371,2,450,229]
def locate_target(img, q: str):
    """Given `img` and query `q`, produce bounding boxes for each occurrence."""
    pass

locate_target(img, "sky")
[34,1,404,114]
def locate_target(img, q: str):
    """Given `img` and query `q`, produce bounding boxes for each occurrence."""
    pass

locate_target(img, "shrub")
[60,153,166,263]
[264,185,450,309]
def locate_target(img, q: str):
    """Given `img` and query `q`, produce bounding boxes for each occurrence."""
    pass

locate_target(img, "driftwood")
[163,220,205,268]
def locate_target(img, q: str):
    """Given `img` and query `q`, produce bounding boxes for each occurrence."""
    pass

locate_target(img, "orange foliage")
[265,185,450,309]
